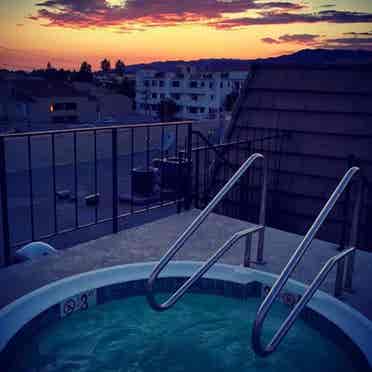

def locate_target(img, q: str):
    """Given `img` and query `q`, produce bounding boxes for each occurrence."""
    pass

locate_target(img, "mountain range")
[126,49,372,73]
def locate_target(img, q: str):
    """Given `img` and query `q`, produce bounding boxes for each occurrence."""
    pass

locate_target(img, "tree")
[76,61,93,82]
[100,58,111,72]
[80,61,92,74]
[46,62,52,70]
[115,59,125,75]
[158,99,179,122]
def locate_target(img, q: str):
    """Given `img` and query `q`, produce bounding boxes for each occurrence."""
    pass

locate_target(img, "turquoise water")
[10,294,357,372]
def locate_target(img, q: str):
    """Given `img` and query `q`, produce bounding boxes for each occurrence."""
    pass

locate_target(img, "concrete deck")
[0,209,371,321]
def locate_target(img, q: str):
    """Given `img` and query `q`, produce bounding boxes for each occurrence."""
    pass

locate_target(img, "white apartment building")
[135,65,249,120]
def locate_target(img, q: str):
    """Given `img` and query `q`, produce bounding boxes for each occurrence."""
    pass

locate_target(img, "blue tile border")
[300,306,370,371]
[1,275,370,371]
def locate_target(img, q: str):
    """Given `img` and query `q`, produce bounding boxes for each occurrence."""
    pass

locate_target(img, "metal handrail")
[251,166,363,357]
[146,153,267,311]
[0,120,194,138]
[252,246,356,356]
[191,130,237,170]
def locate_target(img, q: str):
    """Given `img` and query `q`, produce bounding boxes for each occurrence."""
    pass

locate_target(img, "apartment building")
[135,65,249,120]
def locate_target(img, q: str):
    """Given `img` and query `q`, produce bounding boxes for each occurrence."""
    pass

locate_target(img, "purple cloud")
[261,32,372,51]
[261,37,281,44]
[320,3,335,8]
[211,10,372,29]
[28,0,372,33]
[262,33,319,44]
[278,33,320,43]
[343,31,372,36]
[29,0,306,29]
[326,37,372,45]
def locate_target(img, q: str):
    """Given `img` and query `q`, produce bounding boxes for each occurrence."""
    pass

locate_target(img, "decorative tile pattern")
[1,277,369,371]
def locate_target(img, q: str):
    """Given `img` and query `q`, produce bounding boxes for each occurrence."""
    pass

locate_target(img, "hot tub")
[1,262,371,371]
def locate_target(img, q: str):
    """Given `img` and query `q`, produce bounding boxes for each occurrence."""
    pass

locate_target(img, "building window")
[209,82,214,88]
[220,82,223,88]
[171,93,181,100]
[188,107,198,114]
[160,93,165,99]
[159,80,164,87]
[210,95,215,100]
[190,81,197,88]
[50,102,77,112]
[172,81,180,87]
[200,107,205,113]
[152,80,157,86]
[191,95,198,101]
[201,82,205,87]
[152,93,157,99]
[144,80,150,87]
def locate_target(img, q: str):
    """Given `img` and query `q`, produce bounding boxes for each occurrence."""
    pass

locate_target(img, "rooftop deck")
[1,209,371,321]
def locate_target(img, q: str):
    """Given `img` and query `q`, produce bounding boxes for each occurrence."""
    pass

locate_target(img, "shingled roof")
[218,63,372,249]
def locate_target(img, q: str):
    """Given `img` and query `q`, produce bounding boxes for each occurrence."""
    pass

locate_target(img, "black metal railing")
[0,121,193,266]
[190,128,291,223]
[192,124,370,251]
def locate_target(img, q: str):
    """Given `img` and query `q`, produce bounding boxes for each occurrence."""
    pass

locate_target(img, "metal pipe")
[146,153,267,311]
[112,128,118,233]
[0,137,11,266]
[147,225,263,310]
[27,136,35,241]
[0,120,194,139]
[185,123,193,210]
[73,132,79,228]
[93,130,98,224]
[51,134,58,234]
[344,178,363,291]
[252,247,355,356]
[251,166,361,357]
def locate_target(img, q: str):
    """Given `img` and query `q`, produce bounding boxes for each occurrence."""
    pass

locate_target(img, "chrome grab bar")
[252,247,356,356]
[252,166,363,357]
[146,153,267,311]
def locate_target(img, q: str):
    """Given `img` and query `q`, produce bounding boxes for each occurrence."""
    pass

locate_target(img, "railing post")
[194,148,200,209]
[244,141,253,262]
[0,137,11,266]
[334,257,345,297]
[256,155,268,264]
[184,123,193,210]
[344,175,363,292]
[339,155,354,251]
[243,233,252,267]
[112,128,118,233]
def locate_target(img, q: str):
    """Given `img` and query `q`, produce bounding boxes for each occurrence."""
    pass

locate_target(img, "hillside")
[126,49,372,73]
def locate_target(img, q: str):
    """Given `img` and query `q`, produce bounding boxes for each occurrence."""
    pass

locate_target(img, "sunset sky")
[0,0,372,70]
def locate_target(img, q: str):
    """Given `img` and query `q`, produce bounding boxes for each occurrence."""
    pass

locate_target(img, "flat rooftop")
[0,209,371,320]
